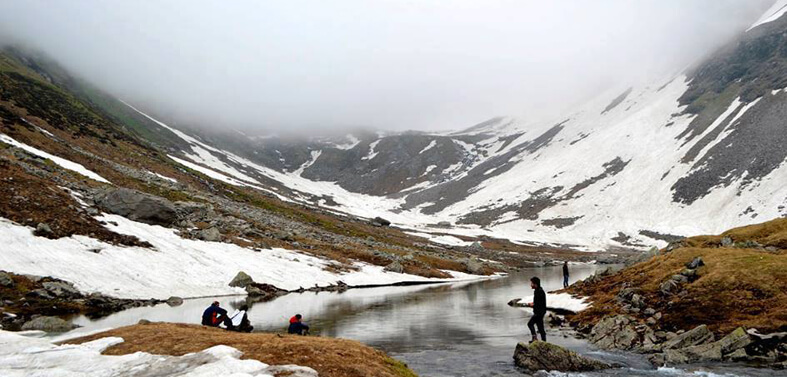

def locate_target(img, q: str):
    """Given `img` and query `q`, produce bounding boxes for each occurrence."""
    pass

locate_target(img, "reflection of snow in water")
[51,265,768,377]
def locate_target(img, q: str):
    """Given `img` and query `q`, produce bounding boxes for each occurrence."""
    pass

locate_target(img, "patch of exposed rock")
[513,341,612,372]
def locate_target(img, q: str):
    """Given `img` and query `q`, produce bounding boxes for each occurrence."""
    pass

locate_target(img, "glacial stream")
[55,265,775,376]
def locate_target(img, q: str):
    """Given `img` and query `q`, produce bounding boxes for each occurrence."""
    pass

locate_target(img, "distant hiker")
[229,304,253,333]
[202,301,234,330]
[288,314,310,335]
[526,277,547,343]
[563,261,570,288]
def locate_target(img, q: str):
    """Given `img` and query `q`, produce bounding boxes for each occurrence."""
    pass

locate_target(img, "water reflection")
[57,264,772,376]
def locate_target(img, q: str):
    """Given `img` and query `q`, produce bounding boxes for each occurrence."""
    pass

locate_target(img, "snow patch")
[419,140,437,154]
[0,134,110,184]
[0,330,315,377]
[362,140,381,161]
[519,293,590,313]
[0,215,482,299]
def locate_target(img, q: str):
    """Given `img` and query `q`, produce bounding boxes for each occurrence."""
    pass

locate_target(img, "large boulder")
[229,271,254,288]
[589,315,656,351]
[97,188,177,226]
[198,227,222,242]
[464,257,484,274]
[21,316,77,332]
[661,324,715,350]
[513,341,612,372]
[686,257,704,270]
[384,261,404,273]
[650,341,723,365]
[371,217,391,227]
[718,327,752,355]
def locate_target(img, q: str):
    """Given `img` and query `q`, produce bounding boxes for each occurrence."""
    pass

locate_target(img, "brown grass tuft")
[66,322,418,377]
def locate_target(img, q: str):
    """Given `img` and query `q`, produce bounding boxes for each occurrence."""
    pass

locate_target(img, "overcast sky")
[0,1,773,133]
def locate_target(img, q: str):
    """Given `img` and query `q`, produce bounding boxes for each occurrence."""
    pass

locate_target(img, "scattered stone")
[686,257,704,270]
[166,296,184,306]
[198,227,222,242]
[665,240,685,252]
[547,313,564,327]
[21,316,77,332]
[721,236,733,247]
[371,217,391,227]
[660,280,679,296]
[35,222,53,236]
[384,261,404,274]
[463,257,484,274]
[138,319,152,325]
[468,241,485,253]
[644,308,656,316]
[229,271,254,288]
[245,282,286,299]
[513,341,612,372]
[435,221,452,228]
[0,272,14,287]
[589,315,655,351]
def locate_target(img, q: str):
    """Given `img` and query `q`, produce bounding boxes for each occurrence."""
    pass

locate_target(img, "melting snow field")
[0,331,316,377]
[0,214,481,300]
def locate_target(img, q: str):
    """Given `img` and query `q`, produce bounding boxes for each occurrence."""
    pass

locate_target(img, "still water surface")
[59,265,775,376]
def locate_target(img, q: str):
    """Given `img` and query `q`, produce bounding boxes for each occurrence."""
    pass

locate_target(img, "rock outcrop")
[649,327,754,365]
[513,341,611,372]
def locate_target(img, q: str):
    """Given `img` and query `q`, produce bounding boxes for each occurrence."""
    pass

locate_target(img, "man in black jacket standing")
[526,277,547,343]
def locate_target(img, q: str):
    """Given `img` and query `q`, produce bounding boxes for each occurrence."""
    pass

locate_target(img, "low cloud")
[0,0,773,133]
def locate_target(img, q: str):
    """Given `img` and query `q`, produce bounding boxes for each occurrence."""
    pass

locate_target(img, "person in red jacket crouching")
[288,314,310,335]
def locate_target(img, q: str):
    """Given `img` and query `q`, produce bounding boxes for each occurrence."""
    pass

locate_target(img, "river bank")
[562,218,787,370]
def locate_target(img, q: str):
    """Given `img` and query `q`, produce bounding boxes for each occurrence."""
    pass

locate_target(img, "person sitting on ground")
[288,314,310,335]
[201,301,234,330]
[229,304,254,333]
[526,276,547,343]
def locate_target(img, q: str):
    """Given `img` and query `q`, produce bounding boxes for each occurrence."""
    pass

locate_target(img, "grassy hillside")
[569,218,787,335]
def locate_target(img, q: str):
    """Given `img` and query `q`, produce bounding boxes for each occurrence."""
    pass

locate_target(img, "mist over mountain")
[0,0,772,133]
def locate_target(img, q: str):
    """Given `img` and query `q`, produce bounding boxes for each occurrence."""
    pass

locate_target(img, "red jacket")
[289,316,299,324]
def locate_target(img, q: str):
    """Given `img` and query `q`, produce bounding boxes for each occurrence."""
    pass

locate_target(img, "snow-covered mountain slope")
[70,4,782,251]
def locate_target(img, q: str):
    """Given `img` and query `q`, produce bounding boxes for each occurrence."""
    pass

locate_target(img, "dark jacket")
[288,321,310,335]
[533,287,547,316]
[563,264,569,277]
[202,305,228,326]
